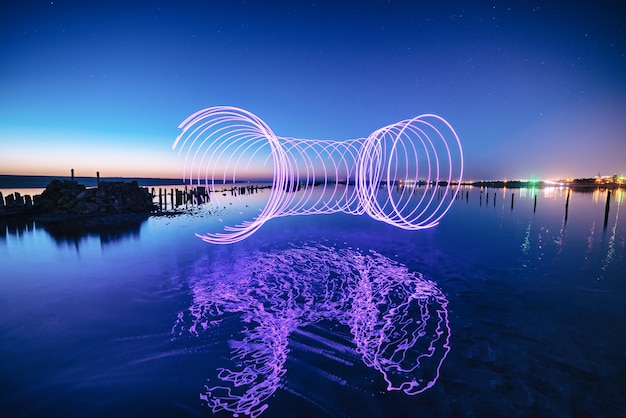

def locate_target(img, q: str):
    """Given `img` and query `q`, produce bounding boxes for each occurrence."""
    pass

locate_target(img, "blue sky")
[1,0,625,180]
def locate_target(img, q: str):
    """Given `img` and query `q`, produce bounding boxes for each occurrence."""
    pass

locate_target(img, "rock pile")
[35,180,155,215]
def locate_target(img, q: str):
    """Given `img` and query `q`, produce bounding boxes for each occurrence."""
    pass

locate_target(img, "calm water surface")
[1,186,624,417]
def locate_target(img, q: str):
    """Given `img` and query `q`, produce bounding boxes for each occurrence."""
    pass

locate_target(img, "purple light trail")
[172,244,451,417]
[173,106,463,244]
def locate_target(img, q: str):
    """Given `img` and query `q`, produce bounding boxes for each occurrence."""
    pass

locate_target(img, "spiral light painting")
[173,106,463,244]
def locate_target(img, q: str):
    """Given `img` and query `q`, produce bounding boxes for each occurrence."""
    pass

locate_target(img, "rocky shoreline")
[0,179,157,225]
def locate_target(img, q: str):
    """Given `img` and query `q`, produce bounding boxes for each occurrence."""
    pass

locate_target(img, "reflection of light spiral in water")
[173,106,463,244]
[173,244,451,417]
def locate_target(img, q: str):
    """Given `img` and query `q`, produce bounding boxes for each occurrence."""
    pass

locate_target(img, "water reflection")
[0,215,147,249]
[1,186,624,417]
[0,217,35,239]
[521,221,532,258]
[172,244,450,417]
[600,197,622,278]
[555,215,566,255]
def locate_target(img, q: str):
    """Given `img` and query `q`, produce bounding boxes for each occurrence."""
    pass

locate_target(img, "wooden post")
[533,194,537,213]
[480,190,482,206]
[466,190,469,202]
[158,188,163,211]
[486,192,489,204]
[511,193,515,210]
[71,168,74,181]
[565,189,570,221]
[604,190,611,228]
[493,192,496,207]
[96,171,100,187]
[170,189,174,209]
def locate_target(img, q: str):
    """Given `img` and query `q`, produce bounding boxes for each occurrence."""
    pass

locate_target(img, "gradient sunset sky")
[1,0,625,180]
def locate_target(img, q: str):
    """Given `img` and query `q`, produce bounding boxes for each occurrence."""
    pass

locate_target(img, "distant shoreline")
[1,174,622,191]
[0,175,186,189]
[468,180,623,190]
[0,175,278,189]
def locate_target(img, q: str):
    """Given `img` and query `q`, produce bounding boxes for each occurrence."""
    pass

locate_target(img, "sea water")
[1,186,624,417]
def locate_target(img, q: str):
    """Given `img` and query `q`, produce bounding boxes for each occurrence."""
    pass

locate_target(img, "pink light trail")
[173,106,463,244]
[172,244,451,417]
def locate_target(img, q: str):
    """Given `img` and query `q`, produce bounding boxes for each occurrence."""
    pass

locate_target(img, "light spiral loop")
[173,106,463,244]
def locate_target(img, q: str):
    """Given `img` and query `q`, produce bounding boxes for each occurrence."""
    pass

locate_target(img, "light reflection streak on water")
[555,214,566,256]
[592,188,602,204]
[521,221,532,258]
[585,221,596,262]
[600,196,621,278]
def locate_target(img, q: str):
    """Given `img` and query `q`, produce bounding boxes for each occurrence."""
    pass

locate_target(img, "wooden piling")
[493,192,496,207]
[71,168,74,181]
[565,189,570,221]
[604,190,611,228]
[176,189,183,206]
[534,194,537,213]
[96,171,100,187]
[511,193,515,210]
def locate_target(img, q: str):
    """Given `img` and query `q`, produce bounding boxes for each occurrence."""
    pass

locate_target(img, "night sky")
[1,0,625,180]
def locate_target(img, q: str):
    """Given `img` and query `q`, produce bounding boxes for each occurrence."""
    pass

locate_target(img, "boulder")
[34,180,155,215]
